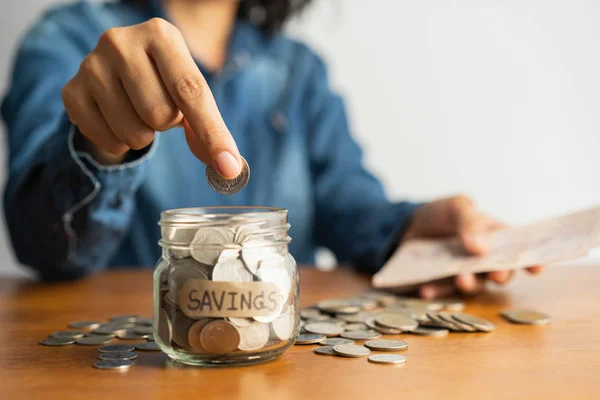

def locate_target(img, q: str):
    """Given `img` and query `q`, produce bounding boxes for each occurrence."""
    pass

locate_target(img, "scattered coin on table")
[68,320,102,330]
[367,354,407,365]
[340,330,382,341]
[135,342,161,351]
[98,352,138,361]
[364,340,408,352]
[50,331,85,339]
[500,309,551,325]
[39,337,77,346]
[314,346,336,356]
[93,359,136,370]
[76,335,114,346]
[319,338,354,346]
[304,322,345,337]
[98,344,136,353]
[296,333,327,345]
[410,327,449,337]
[332,344,371,358]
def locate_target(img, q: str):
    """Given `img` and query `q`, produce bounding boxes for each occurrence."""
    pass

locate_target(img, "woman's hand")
[62,18,241,178]
[402,196,544,299]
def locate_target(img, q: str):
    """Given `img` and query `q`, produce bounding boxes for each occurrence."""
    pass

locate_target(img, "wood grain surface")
[1,265,599,400]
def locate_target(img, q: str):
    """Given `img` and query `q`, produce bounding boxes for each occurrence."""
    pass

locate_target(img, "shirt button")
[271,112,288,134]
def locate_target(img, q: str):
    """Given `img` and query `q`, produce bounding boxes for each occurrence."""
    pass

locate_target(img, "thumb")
[452,198,489,256]
[183,119,242,179]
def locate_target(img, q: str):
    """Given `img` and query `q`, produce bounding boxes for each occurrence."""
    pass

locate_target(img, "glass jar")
[153,207,299,366]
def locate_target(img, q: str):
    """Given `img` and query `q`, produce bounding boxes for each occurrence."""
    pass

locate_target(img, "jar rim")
[158,207,289,228]
[161,206,287,219]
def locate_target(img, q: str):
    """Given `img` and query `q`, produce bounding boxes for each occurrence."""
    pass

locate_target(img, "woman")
[1,0,542,297]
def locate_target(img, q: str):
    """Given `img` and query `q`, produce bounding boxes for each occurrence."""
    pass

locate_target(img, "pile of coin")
[294,291,491,365]
[39,315,161,370]
[295,291,550,365]
[157,220,297,359]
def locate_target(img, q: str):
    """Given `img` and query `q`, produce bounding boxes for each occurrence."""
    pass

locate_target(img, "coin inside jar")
[200,320,240,354]
[205,156,250,195]
[187,319,212,352]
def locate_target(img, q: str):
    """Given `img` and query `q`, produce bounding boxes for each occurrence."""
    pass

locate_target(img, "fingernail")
[215,152,241,179]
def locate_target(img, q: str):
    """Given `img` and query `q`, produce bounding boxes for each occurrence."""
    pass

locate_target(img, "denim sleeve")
[1,8,154,280]
[305,55,422,275]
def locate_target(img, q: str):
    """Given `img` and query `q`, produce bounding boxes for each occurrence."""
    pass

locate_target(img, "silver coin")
[300,308,324,320]
[135,317,153,326]
[109,314,140,322]
[102,322,135,330]
[341,330,382,341]
[364,339,408,352]
[68,320,102,330]
[317,299,361,315]
[438,311,476,332]
[422,312,459,330]
[343,323,369,331]
[332,344,371,358]
[233,221,265,243]
[190,227,236,265]
[320,338,354,346]
[304,322,345,337]
[205,156,250,195]
[133,326,153,335]
[375,313,418,332]
[314,346,336,356]
[98,344,136,353]
[336,312,371,323]
[93,359,135,370]
[50,331,85,339]
[76,336,113,346]
[99,352,138,361]
[452,313,495,332]
[368,354,407,364]
[256,255,290,303]
[118,329,149,340]
[91,327,124,336]
[135,342,161,351]
[365,317,403,335]
[241,240,274,274]
[295,333,326,345]
[410,327,449,337]
[168,258,211,304]
[162,226,195,259]
[228,317,255,327]
[237,322,270,351]
[270,308,295,341]
[39,337,76,346]
[212,258,253,283]
[500,309,551,325]
[218,248,241,262]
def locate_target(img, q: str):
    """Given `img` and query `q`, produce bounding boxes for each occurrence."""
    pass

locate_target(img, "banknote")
[372,206,600,288]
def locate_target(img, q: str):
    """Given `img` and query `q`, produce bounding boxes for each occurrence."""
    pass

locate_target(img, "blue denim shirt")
[1,1,420,280]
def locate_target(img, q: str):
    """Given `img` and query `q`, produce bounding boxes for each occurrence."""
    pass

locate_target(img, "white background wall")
[1,0,599,276]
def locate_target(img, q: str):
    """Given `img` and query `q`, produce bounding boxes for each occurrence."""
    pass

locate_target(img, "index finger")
[147,22,241,179]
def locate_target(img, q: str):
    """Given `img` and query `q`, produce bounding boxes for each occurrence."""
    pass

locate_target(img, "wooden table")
[1,265,599,400]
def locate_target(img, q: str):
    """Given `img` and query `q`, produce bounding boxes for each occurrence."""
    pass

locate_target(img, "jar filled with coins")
[153,207,299,366]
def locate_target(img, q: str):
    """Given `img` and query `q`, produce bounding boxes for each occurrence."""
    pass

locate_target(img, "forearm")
[4,122,154,280]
